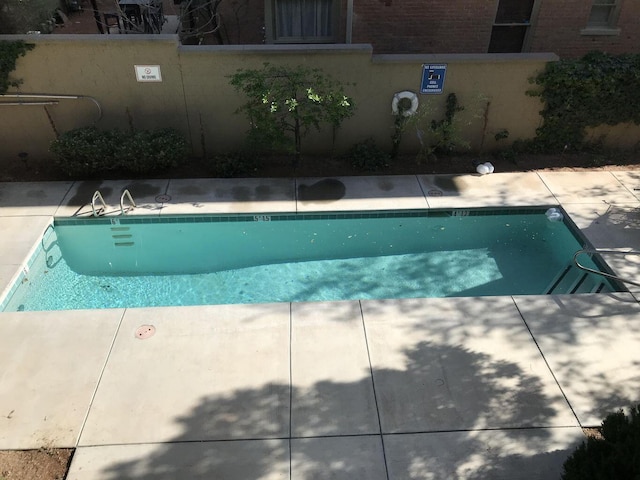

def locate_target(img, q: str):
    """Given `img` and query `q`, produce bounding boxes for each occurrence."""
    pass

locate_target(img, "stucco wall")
[0,35,556,161]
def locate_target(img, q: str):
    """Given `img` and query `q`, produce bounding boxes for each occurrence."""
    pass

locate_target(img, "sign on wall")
[420,64,447,94]
[135,65,162,82]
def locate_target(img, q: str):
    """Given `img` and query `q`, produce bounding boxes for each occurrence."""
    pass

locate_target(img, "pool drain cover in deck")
[135,325,156,339]
[155,194,171,203]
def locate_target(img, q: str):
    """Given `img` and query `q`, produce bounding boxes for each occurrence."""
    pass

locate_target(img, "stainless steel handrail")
[573,249,640,288]
[91,191,107,217]
[120,189,136,215]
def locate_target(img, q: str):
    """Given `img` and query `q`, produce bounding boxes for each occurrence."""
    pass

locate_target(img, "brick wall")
[351,0,495,54]
[346,0,640,57]
[529,0,640,58]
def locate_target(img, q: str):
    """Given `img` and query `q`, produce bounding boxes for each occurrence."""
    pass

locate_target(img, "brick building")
[216,0,640,57]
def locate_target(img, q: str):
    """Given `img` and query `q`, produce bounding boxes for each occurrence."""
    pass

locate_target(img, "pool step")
[111,226,135,247]
[545,263,609,295]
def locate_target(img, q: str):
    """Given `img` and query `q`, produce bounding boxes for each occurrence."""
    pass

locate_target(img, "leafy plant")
[410,93,473,163]
[562,405,640,479]
[429,93,465,154]
[0,40,34,94]
[344,138,390,171]
[529,51,640,152]
[51,127,188,177]
[0,0,59,34]
[205,151,258,177]
[390,95,417,160]
[229,63,355,165]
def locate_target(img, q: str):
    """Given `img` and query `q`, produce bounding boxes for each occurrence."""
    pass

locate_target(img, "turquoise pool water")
[0,208,616,312]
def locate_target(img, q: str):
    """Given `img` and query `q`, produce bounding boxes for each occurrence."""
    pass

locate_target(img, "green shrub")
[205,151,258,178]
[51,127,188,177]
[50,127,124,176]
[0,40,34,94]
[344,138,390,171]
[562,405,640,479]
[530,52,640,152]
[119,129,189,174]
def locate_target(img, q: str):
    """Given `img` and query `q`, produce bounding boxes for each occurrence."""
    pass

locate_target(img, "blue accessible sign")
[420,64,447,94]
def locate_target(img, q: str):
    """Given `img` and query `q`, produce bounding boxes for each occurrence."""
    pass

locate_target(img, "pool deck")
[1,171,639,479]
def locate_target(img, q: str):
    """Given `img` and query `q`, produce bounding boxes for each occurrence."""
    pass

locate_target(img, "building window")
[267,0,336,43]
[582,0,621,35]
[488,0,537,53]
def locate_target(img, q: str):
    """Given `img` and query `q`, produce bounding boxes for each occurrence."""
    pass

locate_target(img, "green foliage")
[229,63,355,164]
[410,93,471,163]
[51,127,188,177]
[494,129,510,142]
[429,93,465,154]
[530,51,640,152]
[390,96,415,160]
[344,138,390,171]
[0,0,59,34]
[0,41,34,94]
[562,406,640,480]
[205,151,258,178]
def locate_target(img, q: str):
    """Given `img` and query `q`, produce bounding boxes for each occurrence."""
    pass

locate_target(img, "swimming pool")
[0,208,619,312]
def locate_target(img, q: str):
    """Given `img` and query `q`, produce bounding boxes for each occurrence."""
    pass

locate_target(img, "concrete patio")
[0,171,639,479]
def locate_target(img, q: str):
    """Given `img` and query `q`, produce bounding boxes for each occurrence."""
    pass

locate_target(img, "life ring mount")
[392,90,419,116]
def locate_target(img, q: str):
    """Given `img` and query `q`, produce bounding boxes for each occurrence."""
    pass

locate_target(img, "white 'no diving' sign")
[135,65,162,82]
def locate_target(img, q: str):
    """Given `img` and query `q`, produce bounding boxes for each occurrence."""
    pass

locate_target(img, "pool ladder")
[573,249,640,288]
[545,249,640,295]
[91,189,137,217]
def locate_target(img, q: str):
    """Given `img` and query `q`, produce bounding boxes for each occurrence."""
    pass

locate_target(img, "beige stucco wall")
[0,35,557,161]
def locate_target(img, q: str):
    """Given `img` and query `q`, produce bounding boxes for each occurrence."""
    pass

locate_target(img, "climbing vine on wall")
[0,40,34,95]
[529,51,640,152]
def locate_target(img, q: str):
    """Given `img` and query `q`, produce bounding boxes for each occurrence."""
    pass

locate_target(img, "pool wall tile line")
[52,206,557,227]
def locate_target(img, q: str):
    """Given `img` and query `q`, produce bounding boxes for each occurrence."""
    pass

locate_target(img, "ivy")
[529,51,640,152]
[0,40,34,94]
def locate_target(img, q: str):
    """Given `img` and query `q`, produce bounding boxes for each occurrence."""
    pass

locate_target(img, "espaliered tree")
[229,63,355,165]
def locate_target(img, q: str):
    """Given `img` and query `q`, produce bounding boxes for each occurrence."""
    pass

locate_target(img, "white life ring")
[392,91,419,117]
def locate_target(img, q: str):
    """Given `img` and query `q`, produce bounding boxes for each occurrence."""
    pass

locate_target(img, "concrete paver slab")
[0,264,20,300]
[0,181,73,216]
[561,203,640,249]
[291,301,378,437]
[514,293,640,426]
[538,171,638,204]
[55,179,170,217]
[384,427,584,480]
[162,178,296,214]
[79,304,290,445]
[612,171,640,201]
[0,215,51,265]
[67,439,289,479]
[296,176,427,212]
[291,435,387,480]
[0,310,123,449]
[0,215,51,298]
[418,172,555,208]
[361,297,577,433]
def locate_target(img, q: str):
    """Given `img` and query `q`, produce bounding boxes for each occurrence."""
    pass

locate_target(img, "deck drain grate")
[135,325,156,339]
[155,194,172,203]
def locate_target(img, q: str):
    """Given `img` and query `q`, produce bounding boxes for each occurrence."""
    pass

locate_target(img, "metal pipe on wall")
[0,93,103,122]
